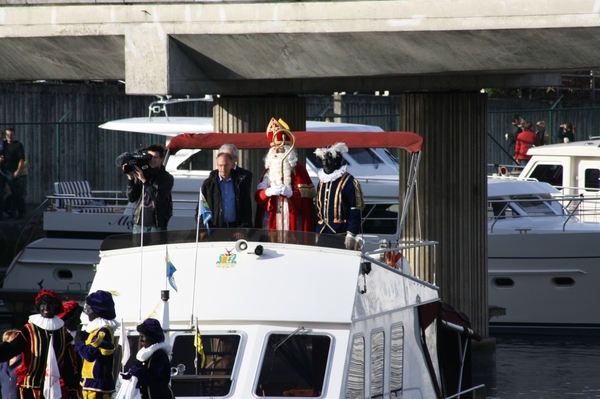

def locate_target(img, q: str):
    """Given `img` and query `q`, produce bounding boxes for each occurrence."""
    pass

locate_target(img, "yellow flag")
[194,328,206,369]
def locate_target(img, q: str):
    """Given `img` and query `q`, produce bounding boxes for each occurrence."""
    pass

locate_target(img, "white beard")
[264,147,297,189]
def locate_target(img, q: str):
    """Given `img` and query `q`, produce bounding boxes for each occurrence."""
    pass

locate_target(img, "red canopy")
[166,131,423,154]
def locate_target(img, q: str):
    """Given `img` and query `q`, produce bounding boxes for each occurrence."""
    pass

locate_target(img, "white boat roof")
[487,177,560,198]
[527,139,600,157]
[99,117,384,135]
[91,238,437,324]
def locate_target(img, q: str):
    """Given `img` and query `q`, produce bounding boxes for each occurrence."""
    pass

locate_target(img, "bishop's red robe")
[254,163,316,232]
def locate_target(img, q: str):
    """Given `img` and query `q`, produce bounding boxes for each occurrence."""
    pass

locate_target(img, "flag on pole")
[118,320,131,368]
[199,190,212,235]
[43,335,61,399]
[194,327,207,369]
[166,247,178,292]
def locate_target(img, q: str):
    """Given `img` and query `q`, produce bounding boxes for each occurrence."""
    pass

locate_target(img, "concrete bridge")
[2,0,599,341]
[2,1,600,95]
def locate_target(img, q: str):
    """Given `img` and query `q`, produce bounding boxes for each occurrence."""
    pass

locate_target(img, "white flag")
[43,334,61,399]
[119,320,130,368]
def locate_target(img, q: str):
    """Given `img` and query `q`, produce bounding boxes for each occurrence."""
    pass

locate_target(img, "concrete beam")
[0,1,597,94]
[169,73,562,96]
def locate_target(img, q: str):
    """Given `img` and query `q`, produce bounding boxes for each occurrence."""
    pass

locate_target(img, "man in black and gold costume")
[0,289,81,399]
[314,142,365,250]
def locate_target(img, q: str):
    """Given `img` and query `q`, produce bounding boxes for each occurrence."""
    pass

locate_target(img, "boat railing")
[364,239,439,287]
[487,162,524,177]
[45,193,200,214]
[488,194,600,232]
[444,383,486,399]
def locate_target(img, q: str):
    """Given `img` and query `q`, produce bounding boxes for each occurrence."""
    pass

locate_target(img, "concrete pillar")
[124,25,169,95]
[398,92,489,338]
[213,96,307,221]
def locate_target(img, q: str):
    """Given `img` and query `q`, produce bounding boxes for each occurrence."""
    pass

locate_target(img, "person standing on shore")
[0,128,26,220]
[514,121,540,166]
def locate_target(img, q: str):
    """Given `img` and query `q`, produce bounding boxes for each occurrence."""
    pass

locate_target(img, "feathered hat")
[35,289,64,314]
[86,290,116,320]
[314,142,349,160]
[58,300,83,320]
[136,318,165,343]
[266,118,292,147]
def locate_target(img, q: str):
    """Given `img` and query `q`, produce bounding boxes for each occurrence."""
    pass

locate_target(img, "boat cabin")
[518,139,600,222]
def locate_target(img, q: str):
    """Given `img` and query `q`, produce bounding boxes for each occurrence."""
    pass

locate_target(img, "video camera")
[116,149,153,174]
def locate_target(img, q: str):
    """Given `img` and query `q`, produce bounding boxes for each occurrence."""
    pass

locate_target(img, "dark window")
[170,334,241,397]
[362,204,398,234]
[176,150,213,171]
[347,148,383,165]
[528,164,563,187]
[584,169,600,191]
[256,333,330,397]
[492,278,515,288]
[552,277,575,287]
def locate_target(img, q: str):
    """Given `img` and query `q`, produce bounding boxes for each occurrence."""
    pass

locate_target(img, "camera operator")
[125,144,174,233]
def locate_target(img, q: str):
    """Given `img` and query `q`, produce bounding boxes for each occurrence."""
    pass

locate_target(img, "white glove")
[281,186,293,198]
[344,233,357,250]
[265,186,281,197]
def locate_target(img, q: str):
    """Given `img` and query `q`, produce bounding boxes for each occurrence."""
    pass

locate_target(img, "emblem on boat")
[216,248,237,268]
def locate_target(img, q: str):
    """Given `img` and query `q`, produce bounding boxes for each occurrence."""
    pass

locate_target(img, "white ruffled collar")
[85,317,120,333]
[28,314,64,331]
[318,165,347,183]
[136,342,172,362]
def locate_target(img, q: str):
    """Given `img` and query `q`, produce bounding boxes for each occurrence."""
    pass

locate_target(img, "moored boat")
[87,130,485,399]
[487,176,600,334]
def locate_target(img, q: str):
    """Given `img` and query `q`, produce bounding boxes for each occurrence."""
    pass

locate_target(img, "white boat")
[487,176,600,334]
[0,100,401,318]
[495,138,600,223]
[88,131,485,399]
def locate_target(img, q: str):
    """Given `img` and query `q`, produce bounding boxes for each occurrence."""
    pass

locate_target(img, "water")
[489,334,600,399]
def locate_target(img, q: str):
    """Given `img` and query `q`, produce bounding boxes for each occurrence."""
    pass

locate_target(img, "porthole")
[492,278,514,288]
[55,269,73,280]
[552,277,575,287]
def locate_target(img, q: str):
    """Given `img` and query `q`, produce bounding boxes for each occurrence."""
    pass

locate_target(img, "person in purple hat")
[75,290,120,399]
[125,318,174,399]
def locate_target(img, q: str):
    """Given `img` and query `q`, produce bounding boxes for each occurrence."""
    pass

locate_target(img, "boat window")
[584,168,600,191]
[362,204,398,234]
[176,150,213,171]
[256,333,330,397]
[170,333,241,397]
[511,196,557,216]
[382,149,400,168]
[346,335,365,399]
[346,148,383,165]
[390,323,404,395]
[370,331,384,398]
[488,201,521,219]
[528,164,563,187]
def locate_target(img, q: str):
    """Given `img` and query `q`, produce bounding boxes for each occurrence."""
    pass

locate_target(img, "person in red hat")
[0,289,81,399]
[255,118,316,232]
[74,290,120,399]
[58,300,84,338]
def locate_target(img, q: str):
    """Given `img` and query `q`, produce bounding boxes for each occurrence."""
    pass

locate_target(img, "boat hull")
[488,232,600,333]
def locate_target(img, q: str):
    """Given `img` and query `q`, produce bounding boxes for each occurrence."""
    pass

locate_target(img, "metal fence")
[486,105,600,172]
[2,83,600,204]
